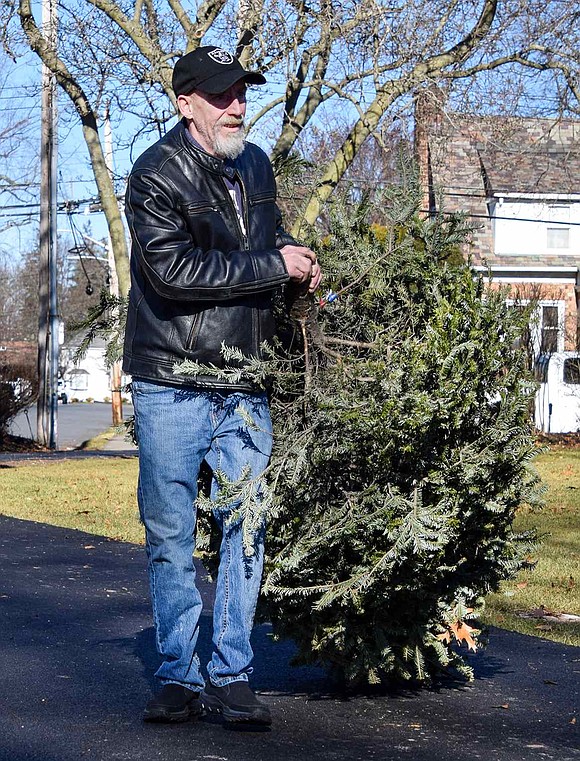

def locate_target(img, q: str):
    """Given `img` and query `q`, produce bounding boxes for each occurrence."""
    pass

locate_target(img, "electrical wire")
[67,209,108,273]
[65,207,94,294]
[2,196,580,229]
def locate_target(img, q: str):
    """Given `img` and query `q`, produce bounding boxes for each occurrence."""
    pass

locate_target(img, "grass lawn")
[0,447,578,646]
[483,447,580,647]
[0,458,142,544]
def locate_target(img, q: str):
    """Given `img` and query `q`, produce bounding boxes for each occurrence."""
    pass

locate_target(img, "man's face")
[178,82,247,159]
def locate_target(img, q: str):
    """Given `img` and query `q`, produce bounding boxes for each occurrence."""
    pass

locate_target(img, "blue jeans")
[131,379,272,690]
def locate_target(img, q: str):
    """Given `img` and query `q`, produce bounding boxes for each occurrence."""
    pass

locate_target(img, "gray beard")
[213,125,246,160]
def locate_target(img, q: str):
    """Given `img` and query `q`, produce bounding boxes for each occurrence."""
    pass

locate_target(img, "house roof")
[63,332,108,350]
[426,113,580,198]
[472,117,580,196]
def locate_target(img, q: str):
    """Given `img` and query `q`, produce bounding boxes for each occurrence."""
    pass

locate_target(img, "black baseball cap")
[172,46,266,96]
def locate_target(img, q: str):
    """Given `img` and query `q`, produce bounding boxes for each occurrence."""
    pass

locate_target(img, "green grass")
[0,458,142,543]
[483,448,580,646]
[78,426,121,451]
[0,448,578,646]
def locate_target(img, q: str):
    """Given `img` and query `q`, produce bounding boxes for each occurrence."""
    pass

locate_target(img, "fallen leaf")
[516,582,528,589]
[521,557,538,570]
[570,717,576,725]
[438,619,478,651]
[493,704,510,710]
[83,545,95,550]
[543,679,558,685]
[451,621,478,652]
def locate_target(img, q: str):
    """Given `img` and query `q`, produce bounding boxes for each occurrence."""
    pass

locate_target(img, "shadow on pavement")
[0,514,578,761]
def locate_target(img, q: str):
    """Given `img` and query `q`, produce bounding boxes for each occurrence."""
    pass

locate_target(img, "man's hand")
[280,245,322,293]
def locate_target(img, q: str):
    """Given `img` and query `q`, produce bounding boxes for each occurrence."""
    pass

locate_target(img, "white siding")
[492,199,580,257]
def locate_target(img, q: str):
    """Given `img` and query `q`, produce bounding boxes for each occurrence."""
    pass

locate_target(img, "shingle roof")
[432,114,580,196]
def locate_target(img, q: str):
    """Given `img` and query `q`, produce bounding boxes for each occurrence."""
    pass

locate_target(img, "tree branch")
[293,0,500,235]
[189,0,228,50]
[166,0,195,40]
[18,0,130,295]
[85,0,174,98]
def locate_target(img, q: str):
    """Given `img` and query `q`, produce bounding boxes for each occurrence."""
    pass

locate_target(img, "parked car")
[534,352,580,433]
[57,380,68,404]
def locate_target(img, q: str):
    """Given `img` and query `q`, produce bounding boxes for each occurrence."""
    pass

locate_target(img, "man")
[123,46,321,726]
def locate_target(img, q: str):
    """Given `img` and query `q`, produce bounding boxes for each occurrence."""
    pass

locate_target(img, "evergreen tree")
[179,180,540,685]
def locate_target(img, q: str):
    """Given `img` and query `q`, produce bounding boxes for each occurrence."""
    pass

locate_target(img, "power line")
[441,211,580,226]
[2,196,580,230]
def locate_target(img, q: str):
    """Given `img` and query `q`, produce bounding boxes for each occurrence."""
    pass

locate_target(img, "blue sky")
[0,45,297,266]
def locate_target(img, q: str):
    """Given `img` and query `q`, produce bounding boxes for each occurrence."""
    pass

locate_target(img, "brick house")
[414,91,580,358]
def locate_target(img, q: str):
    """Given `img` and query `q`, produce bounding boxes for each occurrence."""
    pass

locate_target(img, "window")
[66,369,89,391]
[506,298,564,358]
[547,227,570,249]
[540,306,560,354]
[564,359,580,385]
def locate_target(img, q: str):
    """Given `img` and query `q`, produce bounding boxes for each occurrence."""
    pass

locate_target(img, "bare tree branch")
[18,0,130,295]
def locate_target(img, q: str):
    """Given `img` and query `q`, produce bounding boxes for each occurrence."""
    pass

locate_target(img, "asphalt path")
[0,514,578,761]
[9,402,134,450]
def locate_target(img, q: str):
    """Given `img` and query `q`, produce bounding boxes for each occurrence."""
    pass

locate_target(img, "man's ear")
[177,93,194,119]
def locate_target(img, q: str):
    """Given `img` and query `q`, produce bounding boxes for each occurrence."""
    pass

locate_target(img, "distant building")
[415,90,580,358]
[60,335,128,403]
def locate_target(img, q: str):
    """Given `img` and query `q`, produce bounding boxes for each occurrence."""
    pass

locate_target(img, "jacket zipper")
[220,175,249,251]
[248,192,275,205]
[219,173,258,352]
[183,203,218,214]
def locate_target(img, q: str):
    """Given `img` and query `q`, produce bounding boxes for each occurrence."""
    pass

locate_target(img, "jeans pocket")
[131,378,174,396]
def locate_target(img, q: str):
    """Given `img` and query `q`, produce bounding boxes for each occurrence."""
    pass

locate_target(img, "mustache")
[219,117,245,128]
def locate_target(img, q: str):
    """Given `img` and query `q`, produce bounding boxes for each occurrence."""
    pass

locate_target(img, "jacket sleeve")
[125,168,290,302]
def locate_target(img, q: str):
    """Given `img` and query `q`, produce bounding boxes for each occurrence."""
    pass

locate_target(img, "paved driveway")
[0,515,578,761]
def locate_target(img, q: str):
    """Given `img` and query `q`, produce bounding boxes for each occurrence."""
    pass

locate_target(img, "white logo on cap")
[208,48,234,65]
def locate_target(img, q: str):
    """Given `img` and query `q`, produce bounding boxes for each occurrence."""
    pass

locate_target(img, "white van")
[534,352,580,433]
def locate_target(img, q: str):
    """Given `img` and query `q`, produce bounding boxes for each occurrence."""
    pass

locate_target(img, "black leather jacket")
[122,121,295,390]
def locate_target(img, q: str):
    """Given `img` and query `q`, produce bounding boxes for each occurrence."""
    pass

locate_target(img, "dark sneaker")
[143,684,202,723]
[201,681,272,725]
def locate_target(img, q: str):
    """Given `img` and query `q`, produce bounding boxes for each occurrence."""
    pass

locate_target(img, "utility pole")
[37,0,58,448]
[104,104,123,427]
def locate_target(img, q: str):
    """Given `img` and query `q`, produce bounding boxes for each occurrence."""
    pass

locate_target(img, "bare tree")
[0,49,38,242]
[3,0,579,263]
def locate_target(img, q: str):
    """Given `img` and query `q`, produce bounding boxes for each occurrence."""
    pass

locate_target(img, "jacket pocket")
[181,201,219,214]
[248,194,277,249]
[181,202,237,248]
[249,192,276,207]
